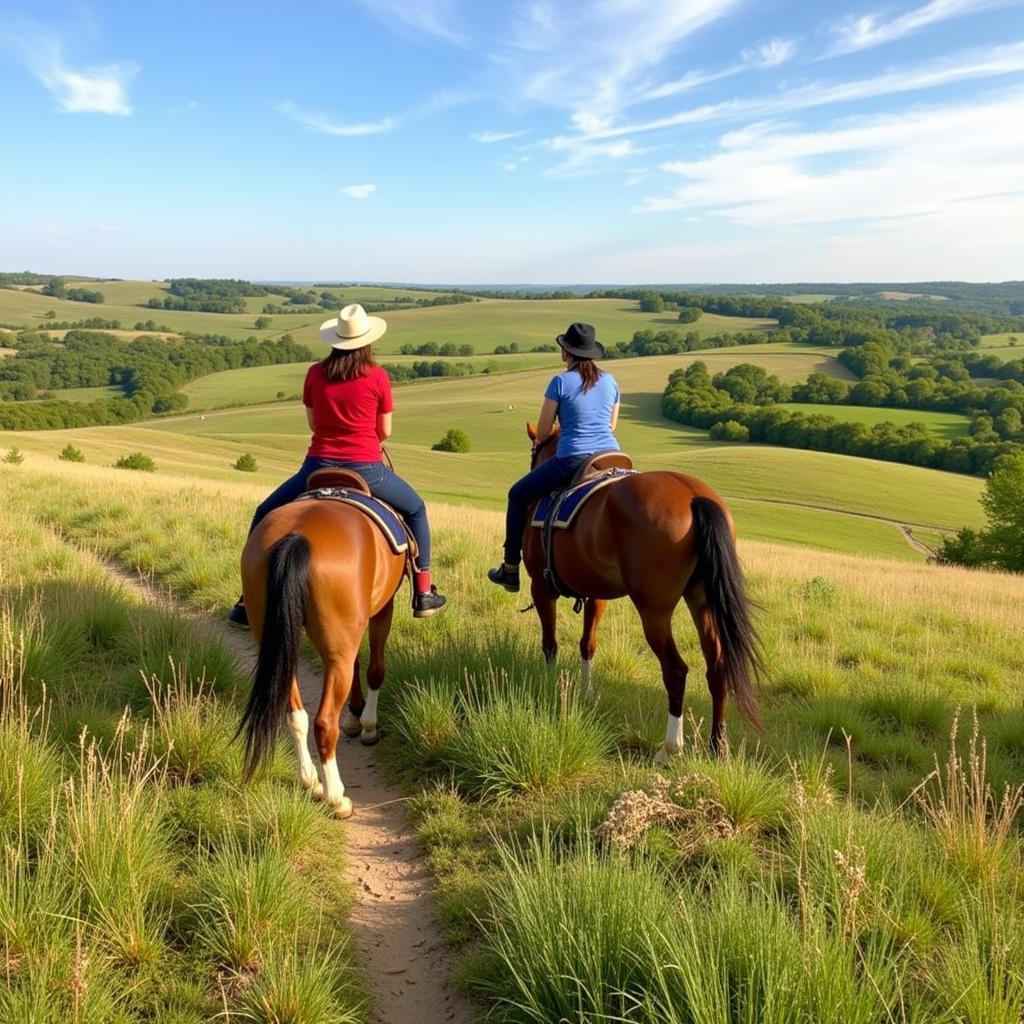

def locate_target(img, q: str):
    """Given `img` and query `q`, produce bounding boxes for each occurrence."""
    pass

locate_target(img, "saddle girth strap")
[540,489,587,613]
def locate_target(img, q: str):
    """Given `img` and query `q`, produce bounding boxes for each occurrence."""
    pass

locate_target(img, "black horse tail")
[690,497,765,731]
[238,532,311,779]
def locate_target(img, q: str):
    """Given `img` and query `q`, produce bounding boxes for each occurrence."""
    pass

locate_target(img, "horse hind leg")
[286,679,323,797]
[357,597,395,746]
[685,583,728,756]
[314,648,359,819]
[579,598,607,698]
[637,605,689,764]
[341,654,364,738]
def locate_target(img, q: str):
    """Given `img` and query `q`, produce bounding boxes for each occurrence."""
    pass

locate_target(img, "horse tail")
[690,496,765,731]
[238,532,311,779]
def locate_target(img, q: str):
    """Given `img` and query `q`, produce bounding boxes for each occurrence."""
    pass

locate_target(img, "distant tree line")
[604,327,772,359]
[263,287,477,315]
[399,342,474,356]
[382,360,477,382]
[35,277,105,303]
[145,278,271,314]
[0,330,312,429]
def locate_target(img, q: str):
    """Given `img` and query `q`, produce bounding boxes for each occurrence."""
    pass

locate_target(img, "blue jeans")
[503,454,589,565]
[250,456,432,567]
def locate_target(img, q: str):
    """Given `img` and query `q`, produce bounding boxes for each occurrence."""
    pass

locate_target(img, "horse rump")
[690,496,765,730]
[237,531,311,778]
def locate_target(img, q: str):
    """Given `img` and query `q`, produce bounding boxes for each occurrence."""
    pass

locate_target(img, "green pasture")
[3,458,1021,1024]
[32,383,124,402]
[0,285,318,340]
[978,333,1022,349]
[3,348,983,558]
[289,298,778,354]
[777,402,971,439]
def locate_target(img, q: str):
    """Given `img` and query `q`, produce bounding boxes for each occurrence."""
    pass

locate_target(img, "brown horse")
[237,498,405,818]
[523,424,764,757]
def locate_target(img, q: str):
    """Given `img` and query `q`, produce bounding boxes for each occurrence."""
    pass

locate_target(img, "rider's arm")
[609,403,620,431]
[535,397,558,444]
[377,412,393,440]
[305,406,315,431]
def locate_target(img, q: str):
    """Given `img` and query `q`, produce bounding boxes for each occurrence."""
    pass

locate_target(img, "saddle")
[297,471,414,557]
[530,453,636,607]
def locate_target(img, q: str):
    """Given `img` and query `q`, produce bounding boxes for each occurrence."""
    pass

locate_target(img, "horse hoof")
[303,779,324,799]
[341,711,362,738]
[653,743,680,765]
[330,797,354,820]
[360,729,380,746]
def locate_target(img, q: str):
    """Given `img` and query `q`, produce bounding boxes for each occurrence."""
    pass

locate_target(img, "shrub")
[114,451,156,472]
[3,447,25,465]
[58,443,85,463]
[677,305,702,322]
[709,419,750,442]
[234,452,258,472]
[432,428,471,453]
[254,316,271,329]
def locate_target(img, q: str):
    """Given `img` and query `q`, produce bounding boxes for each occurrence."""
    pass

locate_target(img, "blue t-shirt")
[544,369,621,458]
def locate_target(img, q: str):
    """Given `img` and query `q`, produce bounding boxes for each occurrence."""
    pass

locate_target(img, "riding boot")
[412,569,447,618]
[226,595,249,629]
[487,563,521,593]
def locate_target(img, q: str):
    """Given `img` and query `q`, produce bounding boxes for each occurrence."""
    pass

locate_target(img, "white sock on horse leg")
[664,714,682,755]
[361,687,380,731]
[321,757,345,805]
[287,709,318,789]
[581,660,593,697]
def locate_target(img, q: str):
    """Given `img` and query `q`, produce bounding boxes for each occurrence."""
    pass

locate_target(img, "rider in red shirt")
[227,304,446,626]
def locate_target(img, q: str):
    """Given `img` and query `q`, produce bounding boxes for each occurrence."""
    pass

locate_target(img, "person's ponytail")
[572,358,601,393]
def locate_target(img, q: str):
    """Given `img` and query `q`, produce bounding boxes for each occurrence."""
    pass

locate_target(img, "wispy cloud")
[824,0,1015,56]
[470,129,528,143]
[644,36,798,101]
[14,27,137,115]
[276,101,396,136]
[542,137,642,178]
[497,0,742,124]
[341,184,377,199]
[551,39,1024,142]
[351,0,466,44]
[632,89,1024,231]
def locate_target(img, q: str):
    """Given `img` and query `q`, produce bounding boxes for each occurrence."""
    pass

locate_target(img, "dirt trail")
[97,561,474,1024]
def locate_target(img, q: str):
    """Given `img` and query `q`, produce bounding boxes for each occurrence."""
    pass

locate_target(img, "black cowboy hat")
[556,322,605,361]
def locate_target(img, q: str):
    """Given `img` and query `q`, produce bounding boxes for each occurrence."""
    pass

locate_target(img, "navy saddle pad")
[296,487,410,554]
[531,468,637,529]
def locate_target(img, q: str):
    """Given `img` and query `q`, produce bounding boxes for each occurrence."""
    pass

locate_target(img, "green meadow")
[777,402,972,439]
[2,455,1020,1023]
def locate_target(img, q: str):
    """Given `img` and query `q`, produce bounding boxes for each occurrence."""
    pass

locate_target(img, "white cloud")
[498,0,741,123]
[554,38,1024,141]
[825,0,1015,56]
[643,36,798,101]
[341,184,378,199]
[542,137,642,178]
[632,90,1024,235]
[470,129,528,143]
[351,0,466,44]
[276,101,395,136]
[15,29,137,115]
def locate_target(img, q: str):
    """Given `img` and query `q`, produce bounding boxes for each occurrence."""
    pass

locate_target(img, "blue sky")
[1,0,1022,283]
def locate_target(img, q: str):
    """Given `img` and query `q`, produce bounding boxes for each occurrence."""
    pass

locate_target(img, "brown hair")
[570,357,602,393]
[320,345,375,382]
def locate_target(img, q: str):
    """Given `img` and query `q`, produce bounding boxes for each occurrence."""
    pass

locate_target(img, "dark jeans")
[503,454,589,565]
[250,455,432,567]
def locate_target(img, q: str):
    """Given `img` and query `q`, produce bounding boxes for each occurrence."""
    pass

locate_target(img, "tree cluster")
[661,361,1022,476]
[398,342,474,356]
[147,278,271,313]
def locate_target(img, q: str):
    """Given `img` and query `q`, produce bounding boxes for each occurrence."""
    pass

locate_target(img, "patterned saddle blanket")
[296,487,411,555]
[531,468,638,530]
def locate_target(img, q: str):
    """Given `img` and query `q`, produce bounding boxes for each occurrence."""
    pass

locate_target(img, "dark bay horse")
[237,499,405,818]
[523,424,764,757]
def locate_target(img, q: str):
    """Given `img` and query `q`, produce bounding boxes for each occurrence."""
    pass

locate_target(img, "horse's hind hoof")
[330,797,354,820]
[341,710,362,738]
[360,729,380,746]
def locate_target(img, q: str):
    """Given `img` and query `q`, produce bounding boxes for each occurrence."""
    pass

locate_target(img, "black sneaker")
[226,600,250,629]
[487,565,520,593]
[413,586,447,618]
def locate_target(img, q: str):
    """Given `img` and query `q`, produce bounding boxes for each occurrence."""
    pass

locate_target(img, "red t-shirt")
[303,363,394,462]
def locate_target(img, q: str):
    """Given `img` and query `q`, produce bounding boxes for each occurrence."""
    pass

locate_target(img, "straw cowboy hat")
[319,303,388,350]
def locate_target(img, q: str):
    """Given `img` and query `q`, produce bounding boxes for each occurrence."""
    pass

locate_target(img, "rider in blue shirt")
[488,322,621,593]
